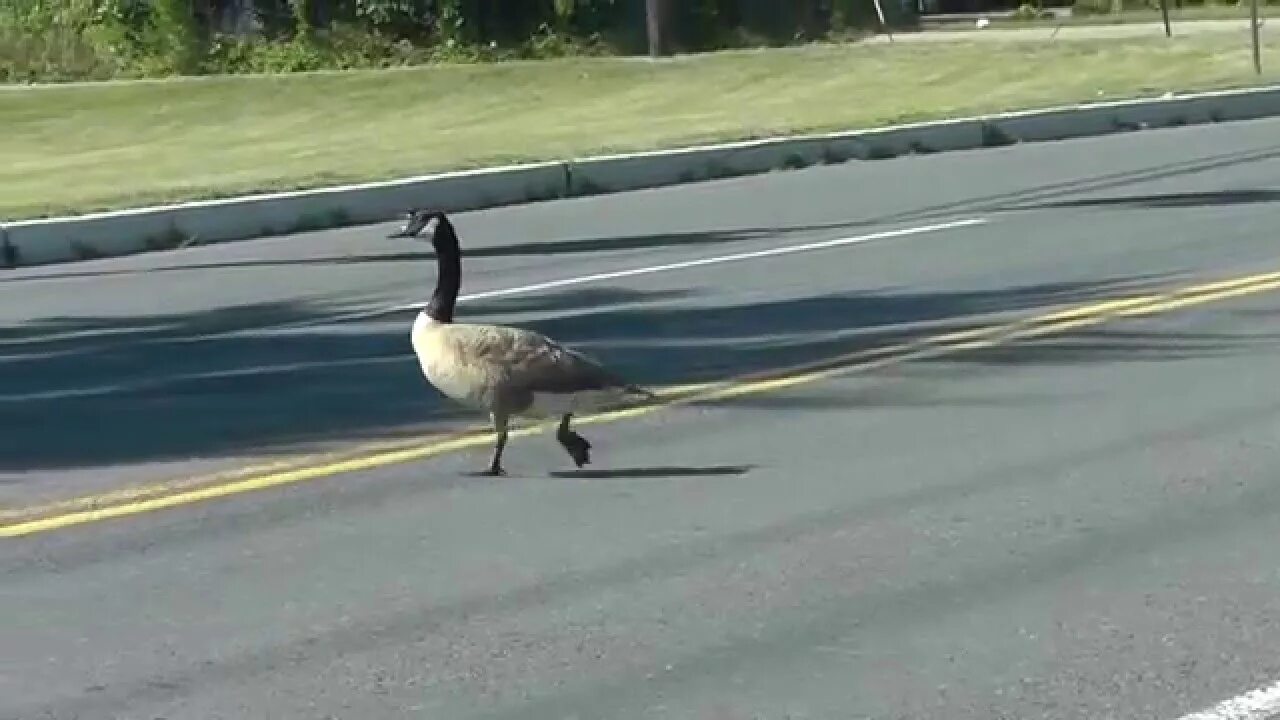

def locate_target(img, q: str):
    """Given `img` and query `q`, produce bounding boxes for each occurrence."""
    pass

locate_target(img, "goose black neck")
[426,214,461,323]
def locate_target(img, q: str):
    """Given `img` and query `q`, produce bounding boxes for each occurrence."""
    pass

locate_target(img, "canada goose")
[389,209,656,476]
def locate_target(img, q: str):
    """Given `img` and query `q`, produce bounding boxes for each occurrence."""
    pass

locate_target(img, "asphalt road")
[5,116,1280,719]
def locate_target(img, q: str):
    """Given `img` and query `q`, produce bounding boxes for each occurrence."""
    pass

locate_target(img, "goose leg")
[556,413,592,468]
[485,412,510,476]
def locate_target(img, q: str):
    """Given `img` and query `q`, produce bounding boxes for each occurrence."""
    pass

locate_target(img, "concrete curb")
[5,82,1280,268]
[0,161,569,267]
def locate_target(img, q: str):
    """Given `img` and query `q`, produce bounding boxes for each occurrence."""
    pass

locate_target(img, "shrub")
[1,0,890,83]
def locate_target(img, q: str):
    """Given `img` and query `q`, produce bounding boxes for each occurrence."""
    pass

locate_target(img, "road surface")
[5,116,1280,719]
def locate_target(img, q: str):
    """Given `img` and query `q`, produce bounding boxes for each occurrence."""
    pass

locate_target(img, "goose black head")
[388,208,457,238]
[389,208,461,257]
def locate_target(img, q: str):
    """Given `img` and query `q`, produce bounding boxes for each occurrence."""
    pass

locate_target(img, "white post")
[872,0,894,42]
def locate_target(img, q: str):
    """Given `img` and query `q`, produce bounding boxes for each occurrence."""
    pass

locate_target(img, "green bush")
[0,0,128,81]
[1,0,889,83]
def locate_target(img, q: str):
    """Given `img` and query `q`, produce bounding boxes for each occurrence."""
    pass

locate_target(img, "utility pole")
[645,0,664,57]
[1250,0,1262,74]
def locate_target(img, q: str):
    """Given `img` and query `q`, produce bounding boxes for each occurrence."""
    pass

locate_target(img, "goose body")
[393,210,654,475]
[410,313,646,418]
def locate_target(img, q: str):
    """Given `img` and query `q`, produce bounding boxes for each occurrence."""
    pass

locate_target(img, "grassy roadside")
[4,32,1280,222]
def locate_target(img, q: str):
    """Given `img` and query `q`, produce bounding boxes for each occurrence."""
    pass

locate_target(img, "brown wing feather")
[449,323,633,395]
[505,328,629,394]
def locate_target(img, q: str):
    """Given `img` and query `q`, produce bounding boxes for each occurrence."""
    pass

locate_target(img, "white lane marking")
[391,216,989,311]
[1177,680,1280,720]
[6,216,989,354]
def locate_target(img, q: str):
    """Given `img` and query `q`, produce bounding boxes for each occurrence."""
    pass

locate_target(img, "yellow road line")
[4,268,1280,539]
[0,379,717,525]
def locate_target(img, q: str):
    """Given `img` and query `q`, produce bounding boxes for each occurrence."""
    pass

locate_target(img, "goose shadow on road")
[548,465,758,480]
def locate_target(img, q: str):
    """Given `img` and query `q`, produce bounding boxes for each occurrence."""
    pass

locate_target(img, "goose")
[389,209,657,476]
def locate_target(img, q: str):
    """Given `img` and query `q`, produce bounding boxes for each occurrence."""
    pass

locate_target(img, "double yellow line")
[5,267,1280,539]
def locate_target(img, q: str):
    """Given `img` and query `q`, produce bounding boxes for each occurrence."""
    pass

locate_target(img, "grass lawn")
[3,32,1279,221]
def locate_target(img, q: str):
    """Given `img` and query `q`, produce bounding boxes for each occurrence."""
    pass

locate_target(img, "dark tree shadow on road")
[902,144,1280,220]
[1019,188,1280,211]
[3,269,1273,473]
[0,227,783,282]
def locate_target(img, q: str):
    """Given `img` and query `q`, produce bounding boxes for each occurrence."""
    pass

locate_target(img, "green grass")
[3,33,1280,221]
